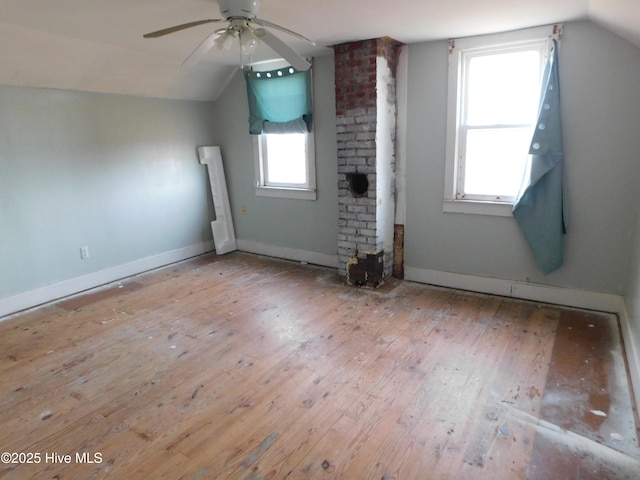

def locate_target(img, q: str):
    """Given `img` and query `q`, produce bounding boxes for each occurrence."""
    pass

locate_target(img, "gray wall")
[3,20,639,308]
[625,211,640,372]
[209,55,339,257]
[0,85,216,299]
[404,20,640,295]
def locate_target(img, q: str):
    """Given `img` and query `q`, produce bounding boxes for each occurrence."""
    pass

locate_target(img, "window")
[254,131,316,200]
[444,25,561,216]
[247,59,316,200]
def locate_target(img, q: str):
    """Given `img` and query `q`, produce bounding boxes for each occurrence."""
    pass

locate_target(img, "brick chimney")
[334,37,403,287]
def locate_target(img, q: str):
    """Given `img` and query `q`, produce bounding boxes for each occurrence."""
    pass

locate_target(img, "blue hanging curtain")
[513,39,567,275]
[243,66,312,135]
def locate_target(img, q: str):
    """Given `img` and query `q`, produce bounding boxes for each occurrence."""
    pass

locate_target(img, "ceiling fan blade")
[182,29,228,67]
[252,17,316,45]
[143,19,224,38]
[253,28,311,71]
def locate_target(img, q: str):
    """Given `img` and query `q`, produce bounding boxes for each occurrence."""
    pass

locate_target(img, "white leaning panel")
[198,146,237,255]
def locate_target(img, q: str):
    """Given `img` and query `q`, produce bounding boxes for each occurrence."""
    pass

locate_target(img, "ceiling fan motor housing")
[218,0,261,19]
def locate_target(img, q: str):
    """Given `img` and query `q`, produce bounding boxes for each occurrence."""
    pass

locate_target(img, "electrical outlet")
[241,206,247,215]
[80,246,90,259]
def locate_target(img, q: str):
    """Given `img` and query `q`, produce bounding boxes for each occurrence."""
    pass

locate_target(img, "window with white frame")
[254,131,316,200]
[444,25,560,216]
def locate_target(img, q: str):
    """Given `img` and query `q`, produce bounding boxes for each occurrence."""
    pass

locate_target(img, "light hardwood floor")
[1,252,639,479]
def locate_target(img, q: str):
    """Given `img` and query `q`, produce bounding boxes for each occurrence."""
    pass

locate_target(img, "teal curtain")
[243,66,312,135]
[513,40,567,275]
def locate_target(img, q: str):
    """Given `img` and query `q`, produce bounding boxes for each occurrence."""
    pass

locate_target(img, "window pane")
[463,128,530,198]
[466,50,541,126]
[264,133,307,185]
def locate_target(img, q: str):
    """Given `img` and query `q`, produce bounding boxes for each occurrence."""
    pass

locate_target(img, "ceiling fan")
[143,0,315,71]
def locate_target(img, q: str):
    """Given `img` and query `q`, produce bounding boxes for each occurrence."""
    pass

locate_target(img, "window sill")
[255,186,317,201]
[443,199,514,217]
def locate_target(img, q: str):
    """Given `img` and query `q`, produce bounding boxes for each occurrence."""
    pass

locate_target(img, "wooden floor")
[1,252,639,479]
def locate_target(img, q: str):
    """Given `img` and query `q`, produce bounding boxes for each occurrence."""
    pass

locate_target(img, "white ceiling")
[0,0,638,101]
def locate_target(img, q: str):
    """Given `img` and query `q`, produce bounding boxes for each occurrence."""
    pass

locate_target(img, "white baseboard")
[619,304,640,415]
[405,266,623,313]
[0,241,214,319]
[236,239,338,269]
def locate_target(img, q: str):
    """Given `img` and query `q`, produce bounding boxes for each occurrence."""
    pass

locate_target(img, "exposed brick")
[335,37,404,283]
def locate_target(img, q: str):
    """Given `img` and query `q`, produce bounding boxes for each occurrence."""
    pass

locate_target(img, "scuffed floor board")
[0,252,638,479]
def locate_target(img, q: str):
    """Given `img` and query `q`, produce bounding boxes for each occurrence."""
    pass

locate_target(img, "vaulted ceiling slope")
[0,0,638,101]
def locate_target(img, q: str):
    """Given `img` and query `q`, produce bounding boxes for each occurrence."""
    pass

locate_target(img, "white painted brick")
[338,149,357,157]
[348,220,368,229]
[357,141,376,149]
[338,196,357,205]
[336,116,355,126]
[356,132,376,141]
[347,157,367,167]
[337,133,356,142]
[347,107,368,116]
[357,213,376,222]
[337,165,357,174]
[357,229,376,237]
[357,149,376,157]
[347,205,367,214]
[356,114,378,124]
[356,166,376,174]
[355,123,375,133]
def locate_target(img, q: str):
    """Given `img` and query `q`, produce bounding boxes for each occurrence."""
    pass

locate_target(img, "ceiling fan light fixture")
[240,29,258,54]
[214,30,234,51]
[143,0,314,70]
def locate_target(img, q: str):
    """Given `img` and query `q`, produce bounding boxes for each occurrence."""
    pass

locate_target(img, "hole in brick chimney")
[347,173,369,197]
